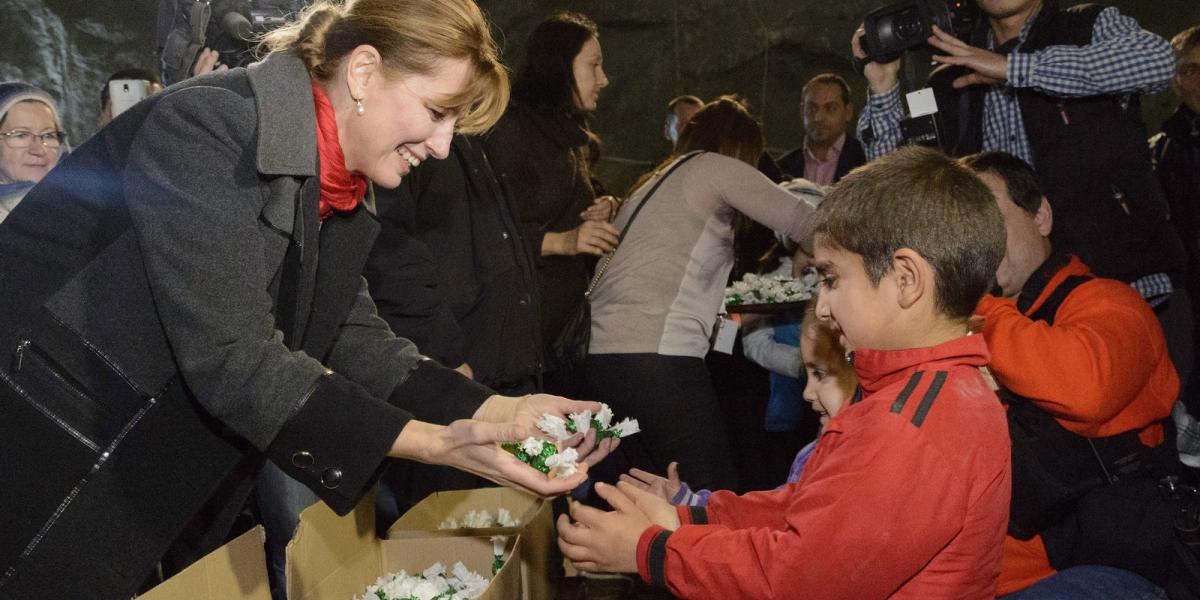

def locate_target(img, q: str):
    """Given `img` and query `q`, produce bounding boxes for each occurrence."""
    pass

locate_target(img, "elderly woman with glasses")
[0,81,65,223]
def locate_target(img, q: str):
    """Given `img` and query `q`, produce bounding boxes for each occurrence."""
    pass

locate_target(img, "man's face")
[977,0,1043,20]
[803,83,853,148]
[980,172,1051,298]
[813,237,900,351]
[1173,45,1200,114]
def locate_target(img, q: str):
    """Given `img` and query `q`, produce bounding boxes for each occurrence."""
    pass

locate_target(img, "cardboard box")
[140,526,271,600]
[388,488,557,600]
[286,496,519,600]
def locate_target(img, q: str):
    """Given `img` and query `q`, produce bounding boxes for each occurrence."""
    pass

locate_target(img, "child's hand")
[619,461,683,503]
[557,482,657,573]
[614,480,681,531]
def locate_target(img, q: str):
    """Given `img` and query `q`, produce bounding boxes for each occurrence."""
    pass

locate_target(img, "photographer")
[852,1,1186,333]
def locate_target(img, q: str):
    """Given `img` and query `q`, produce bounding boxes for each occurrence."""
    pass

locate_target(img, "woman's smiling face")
[340,55,472,189]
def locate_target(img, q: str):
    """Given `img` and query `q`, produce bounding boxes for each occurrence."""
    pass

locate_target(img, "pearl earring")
[355,98,365,115]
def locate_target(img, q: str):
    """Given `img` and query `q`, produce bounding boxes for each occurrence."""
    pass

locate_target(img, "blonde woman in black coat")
[0,1,609,596]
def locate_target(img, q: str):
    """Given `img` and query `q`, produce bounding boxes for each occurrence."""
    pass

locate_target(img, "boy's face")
[813,237,900,350]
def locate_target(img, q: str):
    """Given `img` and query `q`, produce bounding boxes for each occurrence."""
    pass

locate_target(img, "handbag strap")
[584,151,703,298]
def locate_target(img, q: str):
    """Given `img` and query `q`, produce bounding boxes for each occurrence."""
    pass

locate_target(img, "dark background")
[2,0,1197,192]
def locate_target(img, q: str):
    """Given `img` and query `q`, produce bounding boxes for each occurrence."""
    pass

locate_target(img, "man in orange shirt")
[964,152,1179,598]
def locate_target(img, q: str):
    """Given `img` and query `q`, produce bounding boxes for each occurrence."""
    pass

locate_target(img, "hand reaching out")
[619,462,684,503]
[557,481,679,573]
[393,419,589,498]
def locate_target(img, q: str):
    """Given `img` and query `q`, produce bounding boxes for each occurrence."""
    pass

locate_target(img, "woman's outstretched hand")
[391,419,590,498]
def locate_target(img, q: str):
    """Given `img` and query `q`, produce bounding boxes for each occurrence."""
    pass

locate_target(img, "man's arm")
[851,25,906,161]
[857,86,905,161]
[1008,7,1174,98]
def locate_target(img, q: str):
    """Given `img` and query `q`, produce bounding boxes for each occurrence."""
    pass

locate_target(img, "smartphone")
[108,79,151,119]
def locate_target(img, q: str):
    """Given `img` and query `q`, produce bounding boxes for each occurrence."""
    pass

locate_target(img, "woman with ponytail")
[0,1,610,596]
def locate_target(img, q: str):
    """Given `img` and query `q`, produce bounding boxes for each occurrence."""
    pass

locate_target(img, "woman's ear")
[890,248,929,310]
[344,44,383,101]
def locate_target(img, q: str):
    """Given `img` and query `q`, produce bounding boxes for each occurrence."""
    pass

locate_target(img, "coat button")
[502,231,510,240]
[321,468,343,489]
[292,451,314,468]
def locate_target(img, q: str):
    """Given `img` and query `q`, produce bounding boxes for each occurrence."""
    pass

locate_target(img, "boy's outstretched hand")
[619,461,683,503]
[557,481,681,573]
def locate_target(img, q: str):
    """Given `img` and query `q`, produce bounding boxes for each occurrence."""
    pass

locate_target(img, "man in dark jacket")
[777,73,866,185]
[1153,26,1200,421]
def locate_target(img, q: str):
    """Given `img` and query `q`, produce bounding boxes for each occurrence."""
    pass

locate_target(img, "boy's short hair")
[1171,26,1200,57]
[960,151,1043,216]
[809,145,1005,320]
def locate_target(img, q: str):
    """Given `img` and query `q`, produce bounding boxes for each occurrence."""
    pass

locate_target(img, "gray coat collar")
[246,52,318,177]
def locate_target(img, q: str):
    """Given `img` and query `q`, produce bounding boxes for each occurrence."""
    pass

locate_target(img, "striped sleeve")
[1008,6,1174,97]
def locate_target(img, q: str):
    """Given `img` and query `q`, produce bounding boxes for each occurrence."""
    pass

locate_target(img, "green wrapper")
[565,418,625,444]
[501,440,558,474]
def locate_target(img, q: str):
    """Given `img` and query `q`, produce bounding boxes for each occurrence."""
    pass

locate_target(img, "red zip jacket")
[635,335,1011,599]
[975,255,1178,595]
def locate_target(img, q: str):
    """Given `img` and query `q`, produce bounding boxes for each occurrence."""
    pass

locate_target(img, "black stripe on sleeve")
[688,506,708,525]
[910,371,948,428]
[648,529,672,588]
[890,372,924,414]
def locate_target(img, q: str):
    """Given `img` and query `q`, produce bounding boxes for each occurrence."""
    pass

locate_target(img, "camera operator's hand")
[852,25,902,95]
[928,25,1008,88]
[192,48,229,78]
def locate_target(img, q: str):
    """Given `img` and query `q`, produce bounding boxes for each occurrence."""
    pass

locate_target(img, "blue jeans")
[255,462,319,600]
[1001,565,1166,600]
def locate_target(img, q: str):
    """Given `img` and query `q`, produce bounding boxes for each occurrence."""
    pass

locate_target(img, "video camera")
[160,0,306,85]
[861,0,980,63]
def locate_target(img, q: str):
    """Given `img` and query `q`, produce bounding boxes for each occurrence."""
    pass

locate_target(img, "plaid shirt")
[858,6,1175,166]
[859,6,1176,299]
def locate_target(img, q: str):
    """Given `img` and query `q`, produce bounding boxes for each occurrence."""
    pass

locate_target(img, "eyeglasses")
[0,129,67,150]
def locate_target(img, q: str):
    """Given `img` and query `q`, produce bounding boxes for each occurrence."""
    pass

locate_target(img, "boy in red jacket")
[557,146,1013,599]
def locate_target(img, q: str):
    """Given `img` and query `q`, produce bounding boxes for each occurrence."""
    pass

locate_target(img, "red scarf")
[312,83,368,220]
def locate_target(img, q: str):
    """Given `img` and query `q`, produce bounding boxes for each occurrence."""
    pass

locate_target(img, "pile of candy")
[501,404,639,478]
[438,508,519,530]
[355,562,490,600]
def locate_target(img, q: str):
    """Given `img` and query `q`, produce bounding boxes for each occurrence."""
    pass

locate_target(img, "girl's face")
[800,327,850,428]
[571,36,608,113]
